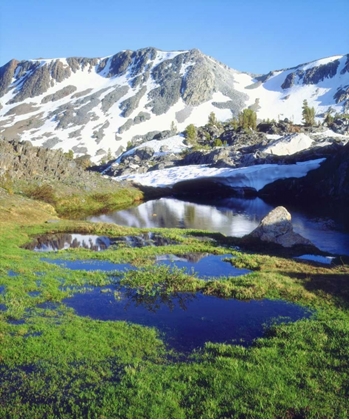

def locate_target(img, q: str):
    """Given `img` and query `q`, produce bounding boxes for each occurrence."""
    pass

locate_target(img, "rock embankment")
[0,139,131,194]
[260,142,349,203]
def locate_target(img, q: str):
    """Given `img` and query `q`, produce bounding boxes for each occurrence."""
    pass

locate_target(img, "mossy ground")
[1,189,349,418]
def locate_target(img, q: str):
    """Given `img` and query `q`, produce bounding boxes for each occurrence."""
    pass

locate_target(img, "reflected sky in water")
[63,288,312,353]
[156,254,251,279]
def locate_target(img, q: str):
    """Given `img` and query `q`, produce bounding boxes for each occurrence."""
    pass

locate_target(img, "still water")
[63,288,312,353]
[156,254,251,279]
[88,197,349,255]
[42,254,250,280]
[26,232,177,252]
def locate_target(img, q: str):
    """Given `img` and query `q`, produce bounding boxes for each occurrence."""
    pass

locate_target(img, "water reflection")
[26,232,177,252]
[88,197,349,255]
[25,234,112,252]
[43,253,249,279]
[156,254,251,279]
[89,198,272,236]
[63,287,312,353]
[122,289,196,313]
[87,197,274,236]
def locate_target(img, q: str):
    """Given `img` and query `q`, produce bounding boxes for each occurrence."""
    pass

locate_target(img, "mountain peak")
[0,48,348,163]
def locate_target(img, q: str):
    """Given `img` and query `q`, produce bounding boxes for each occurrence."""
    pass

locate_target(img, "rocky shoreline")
[99,122,349,204]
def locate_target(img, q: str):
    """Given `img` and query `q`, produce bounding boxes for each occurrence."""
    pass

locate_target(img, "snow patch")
[114,158,326,190]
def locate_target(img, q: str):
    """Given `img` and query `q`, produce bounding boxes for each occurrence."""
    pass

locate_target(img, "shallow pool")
[63,287,312,353]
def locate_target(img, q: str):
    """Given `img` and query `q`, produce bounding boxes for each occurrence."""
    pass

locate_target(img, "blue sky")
[0,0,348,74]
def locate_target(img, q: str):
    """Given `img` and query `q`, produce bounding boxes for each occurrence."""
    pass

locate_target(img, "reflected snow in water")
[26,232,177,252]
[88,197,272,237]
[25,234,112,252]
[88,197,349,255]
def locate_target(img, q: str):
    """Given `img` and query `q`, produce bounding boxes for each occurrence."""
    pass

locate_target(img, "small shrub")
[213,138,223,147]
[64,150,74,160]
[26,184,56,204]
[0,171,14,195]
[126,141,133,151]
[74,155,92,169]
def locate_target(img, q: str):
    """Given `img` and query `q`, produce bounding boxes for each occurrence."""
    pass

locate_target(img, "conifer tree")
[302,100,315,126]
[238,109,257,130]
[208,111,218,126]
[185,124,197,144]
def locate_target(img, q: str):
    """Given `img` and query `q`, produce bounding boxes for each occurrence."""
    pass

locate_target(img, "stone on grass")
[247,206,313,248]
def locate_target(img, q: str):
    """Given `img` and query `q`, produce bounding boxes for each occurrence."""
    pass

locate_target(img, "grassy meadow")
[0,188,349,418]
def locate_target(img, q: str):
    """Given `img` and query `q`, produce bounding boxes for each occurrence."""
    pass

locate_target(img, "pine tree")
[302,100,315,126]
[208,112,218,126]
[185,124,197,145]
[238,109,257,130]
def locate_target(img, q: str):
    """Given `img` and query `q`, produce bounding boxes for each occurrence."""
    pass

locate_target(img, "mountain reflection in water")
[89,197,272,236]
[88,197,349,255]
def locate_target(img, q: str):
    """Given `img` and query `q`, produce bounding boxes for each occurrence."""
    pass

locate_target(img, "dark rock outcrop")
[120,86,147,118]
[101,86,129,113]
[9,63,51,103]
[49,60,72,83]
[281,60,341,89]
[329,117,349,135]
[0,59,19,97]
[259,142,349,203]
[66,57,99,73]
[257,119,297,135]
[41,85,77,104]
[5,103,40,116]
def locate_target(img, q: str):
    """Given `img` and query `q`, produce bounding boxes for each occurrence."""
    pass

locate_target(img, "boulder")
[246,206,312,248]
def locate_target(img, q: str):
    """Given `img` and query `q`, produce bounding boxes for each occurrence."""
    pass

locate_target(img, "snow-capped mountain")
[0,47,348,162]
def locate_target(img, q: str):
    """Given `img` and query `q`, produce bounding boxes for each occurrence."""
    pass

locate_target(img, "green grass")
[1,192,349,418]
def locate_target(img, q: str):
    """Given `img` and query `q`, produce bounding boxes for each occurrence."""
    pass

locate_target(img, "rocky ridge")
[0,48,348,163]
[0,138,131,195]
[102,126,347,176]
[99,120,349,203]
